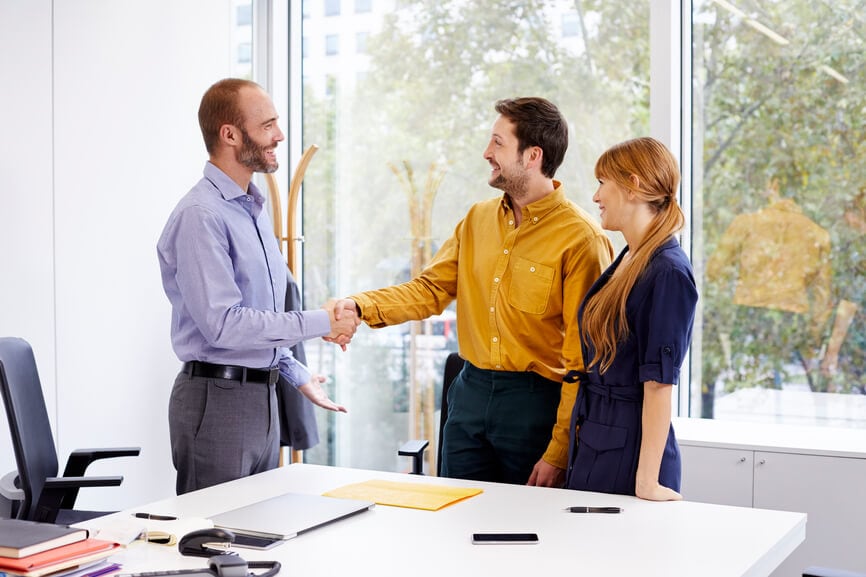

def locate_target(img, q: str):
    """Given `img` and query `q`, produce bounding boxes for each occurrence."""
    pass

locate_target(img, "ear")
[219,124,240,147]
[628,174,641,197]
[525,146,543,170]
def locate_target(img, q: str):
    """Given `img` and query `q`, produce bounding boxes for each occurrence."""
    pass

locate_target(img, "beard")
[237,128,278,173]
[489,159,528,201]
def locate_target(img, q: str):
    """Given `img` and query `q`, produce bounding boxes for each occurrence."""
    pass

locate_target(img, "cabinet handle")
[758,459,766,465]
[738,457,746,463]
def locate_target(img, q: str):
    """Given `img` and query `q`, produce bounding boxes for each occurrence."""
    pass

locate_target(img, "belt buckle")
[267,367,280,385]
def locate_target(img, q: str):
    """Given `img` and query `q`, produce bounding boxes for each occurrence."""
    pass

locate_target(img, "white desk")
[79,464,805,577]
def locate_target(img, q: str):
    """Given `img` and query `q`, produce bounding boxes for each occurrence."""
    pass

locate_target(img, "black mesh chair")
[398,351,463,475]
[0,337,140,523]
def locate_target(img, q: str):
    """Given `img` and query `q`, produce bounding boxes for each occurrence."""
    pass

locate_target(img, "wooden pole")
[265,144,319,465]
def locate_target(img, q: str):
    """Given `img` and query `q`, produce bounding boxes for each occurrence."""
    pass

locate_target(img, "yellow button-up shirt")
[351,182,613,468]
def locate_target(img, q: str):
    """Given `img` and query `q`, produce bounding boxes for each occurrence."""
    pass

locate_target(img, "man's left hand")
[298,375,347,413]
[527,458,565,487]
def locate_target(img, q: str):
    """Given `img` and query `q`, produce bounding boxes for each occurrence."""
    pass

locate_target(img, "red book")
[0,538,121,577]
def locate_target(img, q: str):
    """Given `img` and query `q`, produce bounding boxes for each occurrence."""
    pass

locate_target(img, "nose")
[592,189,600,203]
[274,123,285,143]
[482,143,493,161]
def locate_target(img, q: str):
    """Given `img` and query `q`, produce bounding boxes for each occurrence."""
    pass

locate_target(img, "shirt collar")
[499,180,566,222]
[203,161,266,207]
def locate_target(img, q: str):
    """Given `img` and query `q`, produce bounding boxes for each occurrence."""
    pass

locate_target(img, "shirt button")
[489,307,495,313]
[495,364,502,369]
[492,337,498,343]
[509,220,514,226]
[494,277,500,283]
[663,346,672,354]
[503,249,509,254]
[532,216,538,223]
[529,266,536,273]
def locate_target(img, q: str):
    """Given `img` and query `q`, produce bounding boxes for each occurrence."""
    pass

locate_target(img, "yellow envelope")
[323,479,483,511]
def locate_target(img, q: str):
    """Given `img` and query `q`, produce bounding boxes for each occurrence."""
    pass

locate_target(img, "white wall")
[0,0,239,511]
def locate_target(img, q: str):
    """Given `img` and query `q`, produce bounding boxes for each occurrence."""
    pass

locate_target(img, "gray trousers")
[168,372,279,495]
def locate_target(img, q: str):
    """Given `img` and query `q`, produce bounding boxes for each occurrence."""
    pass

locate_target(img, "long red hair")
[582,137,685,373]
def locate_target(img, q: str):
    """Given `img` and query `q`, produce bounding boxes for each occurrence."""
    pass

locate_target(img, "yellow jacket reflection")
[707,197,832,328]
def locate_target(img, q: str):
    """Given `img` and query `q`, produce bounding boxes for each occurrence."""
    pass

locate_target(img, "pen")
[133,512,178,521]
[565,506,623,514]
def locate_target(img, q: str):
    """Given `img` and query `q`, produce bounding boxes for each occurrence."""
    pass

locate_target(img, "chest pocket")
[508,256,554,314]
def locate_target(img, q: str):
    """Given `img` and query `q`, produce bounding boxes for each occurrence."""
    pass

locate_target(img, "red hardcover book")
[0,538,121,577]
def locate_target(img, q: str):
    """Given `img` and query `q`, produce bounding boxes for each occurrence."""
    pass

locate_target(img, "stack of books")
[0,519,122,577]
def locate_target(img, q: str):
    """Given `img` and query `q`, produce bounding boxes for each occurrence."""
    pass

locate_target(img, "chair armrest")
[804,566,866,577]
[398,440,429,475]
[63,447,141,476]
[45,475,124,489]
[0,470,24,501]
[33,476,125,523]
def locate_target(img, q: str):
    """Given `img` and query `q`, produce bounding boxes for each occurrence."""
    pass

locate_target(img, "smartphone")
[230,533,284,550]
[471,532,539,545]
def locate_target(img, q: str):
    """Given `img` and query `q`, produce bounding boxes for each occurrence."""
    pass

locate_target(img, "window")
[355,0,373,13]
[355,31,368,54]
[237,42,252,64]
[561,12,579,38]
[325,0,340,17]
[236,3,252,26]
[298,0,651,471]
[325,34,339,56]
[693,0,866,428]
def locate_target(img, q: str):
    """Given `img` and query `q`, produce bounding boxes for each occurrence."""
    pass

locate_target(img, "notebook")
[209,492,375,540]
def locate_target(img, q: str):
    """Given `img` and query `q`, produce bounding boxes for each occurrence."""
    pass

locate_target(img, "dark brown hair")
[494,97,568,178]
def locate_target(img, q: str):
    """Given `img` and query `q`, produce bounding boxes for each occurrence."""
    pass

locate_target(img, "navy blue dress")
[564,237,697,495]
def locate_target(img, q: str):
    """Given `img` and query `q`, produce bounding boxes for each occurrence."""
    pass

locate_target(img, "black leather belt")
[182,361,279,385]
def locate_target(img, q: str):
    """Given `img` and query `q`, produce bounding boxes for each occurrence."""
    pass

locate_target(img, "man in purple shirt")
[157,78,358,494]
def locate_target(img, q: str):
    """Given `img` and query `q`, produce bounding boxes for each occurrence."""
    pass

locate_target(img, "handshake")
[322,298,362,350]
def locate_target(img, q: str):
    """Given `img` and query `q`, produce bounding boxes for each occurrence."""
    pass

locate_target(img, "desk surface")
[80,464,805,577]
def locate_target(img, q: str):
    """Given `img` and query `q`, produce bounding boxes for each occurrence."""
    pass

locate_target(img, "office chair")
[398,351,463,475]
[0,337,140,524]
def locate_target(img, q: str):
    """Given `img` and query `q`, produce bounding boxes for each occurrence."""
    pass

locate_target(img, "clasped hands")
[321,298,361,351]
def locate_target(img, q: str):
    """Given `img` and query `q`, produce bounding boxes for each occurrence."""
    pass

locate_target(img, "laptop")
[209,492,375,540]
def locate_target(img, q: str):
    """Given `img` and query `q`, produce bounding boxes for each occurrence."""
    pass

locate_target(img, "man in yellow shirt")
[335,97,613,486]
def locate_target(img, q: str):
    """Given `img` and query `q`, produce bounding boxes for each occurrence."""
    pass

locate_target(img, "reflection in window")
[694,0,866,427]
[300,1,650,471]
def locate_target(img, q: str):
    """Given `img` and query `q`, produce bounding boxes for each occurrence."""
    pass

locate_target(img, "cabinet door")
[754,451,866,577]
[680,445,753,507]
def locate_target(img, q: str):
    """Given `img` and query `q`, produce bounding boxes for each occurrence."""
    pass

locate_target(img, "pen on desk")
[566,506,623,514]
[82,563,122,577]
[133,512,178,521]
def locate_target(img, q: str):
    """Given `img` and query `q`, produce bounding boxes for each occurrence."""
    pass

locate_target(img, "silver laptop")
[209,492,375,540]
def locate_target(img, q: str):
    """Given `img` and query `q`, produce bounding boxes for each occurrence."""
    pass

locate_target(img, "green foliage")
[698,0,866,404]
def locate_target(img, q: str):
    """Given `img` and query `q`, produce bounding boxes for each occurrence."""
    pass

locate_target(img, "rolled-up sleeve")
[636,267,698,386]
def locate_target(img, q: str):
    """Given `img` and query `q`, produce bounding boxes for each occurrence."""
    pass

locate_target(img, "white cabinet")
[676,418,866,577]
[680,445,753,507]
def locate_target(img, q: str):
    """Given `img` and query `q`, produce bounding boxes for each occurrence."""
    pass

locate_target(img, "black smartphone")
[230,533,284,550]
[471,532,539,544]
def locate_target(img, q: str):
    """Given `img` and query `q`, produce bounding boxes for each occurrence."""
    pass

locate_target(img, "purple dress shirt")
[157,162,329,386]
